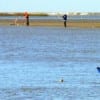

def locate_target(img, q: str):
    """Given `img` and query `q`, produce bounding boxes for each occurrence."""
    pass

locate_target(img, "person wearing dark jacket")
[62,14,67,28]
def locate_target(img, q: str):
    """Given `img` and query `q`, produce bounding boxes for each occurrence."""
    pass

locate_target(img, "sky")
[0,0,100,12]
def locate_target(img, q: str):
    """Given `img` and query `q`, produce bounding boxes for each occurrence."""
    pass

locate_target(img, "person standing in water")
[62,14,67,28]
[24,12,29,26]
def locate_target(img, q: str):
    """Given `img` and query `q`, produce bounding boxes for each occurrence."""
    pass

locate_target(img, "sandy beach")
[0,19,100,28]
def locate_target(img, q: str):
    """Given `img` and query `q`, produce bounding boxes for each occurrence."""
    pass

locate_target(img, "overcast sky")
[0,0,100,12]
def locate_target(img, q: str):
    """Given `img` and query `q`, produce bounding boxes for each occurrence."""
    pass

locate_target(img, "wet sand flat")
[0,19,100,28]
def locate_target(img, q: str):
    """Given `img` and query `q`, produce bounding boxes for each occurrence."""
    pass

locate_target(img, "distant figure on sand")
[24,12,29,26]
[62,14,67,28]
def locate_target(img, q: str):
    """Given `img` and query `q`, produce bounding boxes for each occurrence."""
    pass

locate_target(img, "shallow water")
[0,26,100,100]
[0,15,100,21]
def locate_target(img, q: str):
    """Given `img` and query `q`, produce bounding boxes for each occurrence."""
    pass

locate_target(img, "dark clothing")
[62,14,67,28]
[64,21,66,27]
[24,12,29,26]
[26,16,29,26]
[63,14,67,21]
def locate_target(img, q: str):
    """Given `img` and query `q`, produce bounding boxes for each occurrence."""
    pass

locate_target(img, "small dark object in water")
[61,79,64,82]
[60,79,64,82]
[97,67,100,73]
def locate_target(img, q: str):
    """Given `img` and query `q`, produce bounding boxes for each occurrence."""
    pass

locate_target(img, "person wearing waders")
[24,12,29,26]
[62,14,67,28]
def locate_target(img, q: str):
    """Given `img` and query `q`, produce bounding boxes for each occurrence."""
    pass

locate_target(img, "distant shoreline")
[0,13,49,16]
[0,12,100,16]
